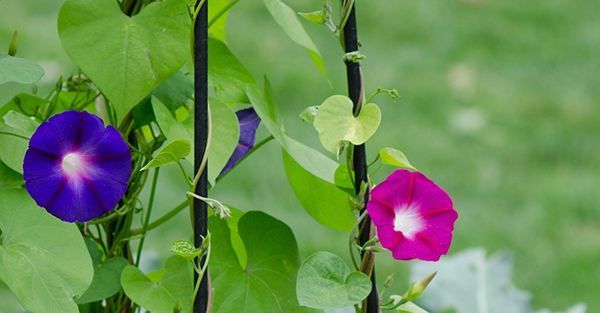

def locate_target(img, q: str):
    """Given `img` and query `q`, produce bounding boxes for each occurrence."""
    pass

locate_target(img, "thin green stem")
[369,163,383,177]
[349,210,368,271]
[129,199,188,236]
[135,167,160,266]
[207,0,240,27]
[190,237,211,312]
[0,131,29,140]
[216,135,274,183]
[176,161,194,188]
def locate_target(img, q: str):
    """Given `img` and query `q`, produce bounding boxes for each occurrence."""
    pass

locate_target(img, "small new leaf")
[379,147,415,170]
[343,51,366,63]
[170,240,204,260]
[141,139,191,171]
[300,105,319,123]
[8,30,17,56]
[299,10,327,25]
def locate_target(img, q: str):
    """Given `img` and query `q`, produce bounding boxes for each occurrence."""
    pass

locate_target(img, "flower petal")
[219,107,260,176]
[24,172,65,208]
[44,110,81,154]
[75,111,106,152]
[45,177,108,222]
[366,197,395,227]
[391,234,417,261]
[376,224,403,251]
[414,227,453,261]
[22,148,61,181]
[422,207,458,232]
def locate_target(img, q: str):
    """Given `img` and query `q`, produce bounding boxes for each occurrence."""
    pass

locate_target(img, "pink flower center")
[62,153,86,176]
[393,205,424,239]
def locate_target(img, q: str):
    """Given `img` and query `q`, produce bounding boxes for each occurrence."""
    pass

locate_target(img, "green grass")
[1,0,599,312]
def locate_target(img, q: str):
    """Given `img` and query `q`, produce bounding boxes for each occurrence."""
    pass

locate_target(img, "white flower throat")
[393,204,425,239]
[62,153,85,176]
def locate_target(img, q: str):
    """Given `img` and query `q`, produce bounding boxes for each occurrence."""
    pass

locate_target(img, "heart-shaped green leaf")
[121,255,193,313]
[58,0,190,124]
[209,211,320,313]
[379,147,415,170]
[0,158,24,190]
[296,251,371,309]
[0,53,44,85]
[313,95,381,154]
[141,139,191,171]
[0,189,94,313]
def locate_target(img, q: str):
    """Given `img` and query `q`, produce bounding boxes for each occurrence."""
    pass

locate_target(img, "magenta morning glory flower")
[367,169,458,261]
[219,107,260,176]
[22,111,131,222]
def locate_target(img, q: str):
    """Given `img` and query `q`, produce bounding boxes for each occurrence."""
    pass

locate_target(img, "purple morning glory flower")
[23,111,131,222]
[219,107,260,176]
[367,169,458,261]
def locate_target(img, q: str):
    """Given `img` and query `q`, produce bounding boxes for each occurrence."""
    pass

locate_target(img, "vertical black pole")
[342,3,380,312]
[193,0,209,312]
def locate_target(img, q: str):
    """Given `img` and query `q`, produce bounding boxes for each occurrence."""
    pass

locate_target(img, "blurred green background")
[1,0,599,312]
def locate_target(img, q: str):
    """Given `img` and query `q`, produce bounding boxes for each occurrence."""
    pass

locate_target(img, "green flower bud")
[8,30,17,56]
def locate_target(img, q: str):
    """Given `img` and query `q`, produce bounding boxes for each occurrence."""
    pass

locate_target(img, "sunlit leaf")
[170,240,203,260]
[379,147,415,170]
[313,95,381,154]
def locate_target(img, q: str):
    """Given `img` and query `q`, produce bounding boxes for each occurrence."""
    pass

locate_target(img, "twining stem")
[129,199,188,236]
[190,237,211,312]
[349,210,368,271]
[215,135,274,183]
[135,167,160,266]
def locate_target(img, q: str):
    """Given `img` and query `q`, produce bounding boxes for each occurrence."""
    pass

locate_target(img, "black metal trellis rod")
[342,3,380,313]
[193,0,209,311]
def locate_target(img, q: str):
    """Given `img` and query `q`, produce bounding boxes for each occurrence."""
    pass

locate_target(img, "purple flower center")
[61,153,86,176]
[393,204,424,239]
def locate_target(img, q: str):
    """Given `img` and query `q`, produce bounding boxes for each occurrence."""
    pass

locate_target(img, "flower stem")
[135,167,160,266]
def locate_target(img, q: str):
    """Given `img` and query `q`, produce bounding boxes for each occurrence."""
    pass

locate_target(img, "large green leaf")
[247,85,339,183]
[0,53,44,85]
[208,38,257,104]
[410,248,532,313]
[283,150,354,231]
[0,158,24,190]
[296,251,371,309]
[209,211,321,313]
[0,189,94,313]
[0,111,40,174]
[58,0,190,124]
[263,0,327,78]
[152,96,240,184]
[121,255,193,313]
[313,95,381,154]
[76,257,129,304]
[152,71,194,112]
